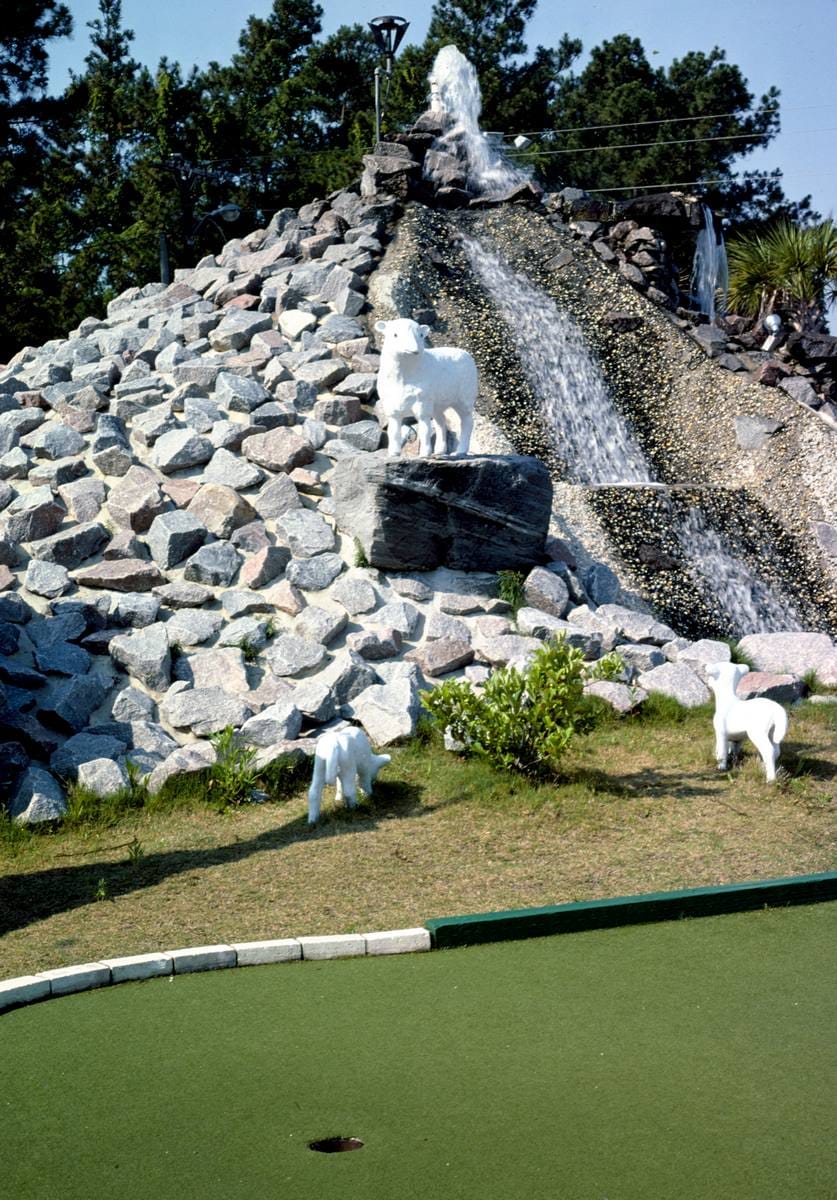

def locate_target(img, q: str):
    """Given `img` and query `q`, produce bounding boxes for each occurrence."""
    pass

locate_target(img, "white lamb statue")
[375,318,477,457]
[705,662,788,782]
[307,727,391,824]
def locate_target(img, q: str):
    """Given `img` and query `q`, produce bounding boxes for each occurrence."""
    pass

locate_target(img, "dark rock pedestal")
[331,454,552,572]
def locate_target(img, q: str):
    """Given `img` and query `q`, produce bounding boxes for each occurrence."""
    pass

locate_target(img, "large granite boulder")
[331,454,552,571]
[736,632,837,685]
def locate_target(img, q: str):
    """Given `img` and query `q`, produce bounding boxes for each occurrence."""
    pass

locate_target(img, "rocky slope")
[1,186,835,825]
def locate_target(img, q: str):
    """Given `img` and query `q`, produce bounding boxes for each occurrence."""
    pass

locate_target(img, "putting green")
[2,903,836,1199]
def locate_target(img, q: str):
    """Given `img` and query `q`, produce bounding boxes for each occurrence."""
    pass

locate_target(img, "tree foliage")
[727,220,837,331]
[0,0,821,361]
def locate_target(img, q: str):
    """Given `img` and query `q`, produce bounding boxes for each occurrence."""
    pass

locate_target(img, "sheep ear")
[706,662,720,679]
[420,324,431,338]
[374,320,387,333]
[735,663,750,679]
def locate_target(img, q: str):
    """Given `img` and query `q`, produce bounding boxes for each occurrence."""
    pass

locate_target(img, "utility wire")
[507,126,837,158]
[514,101,834,139]
[583,179,727,193]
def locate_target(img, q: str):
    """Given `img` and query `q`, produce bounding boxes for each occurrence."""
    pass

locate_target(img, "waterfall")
[460,229,799,635]
[690,204,729,322]
[678,507,802,635]
[425,45,531,198]
[461,234,652,484]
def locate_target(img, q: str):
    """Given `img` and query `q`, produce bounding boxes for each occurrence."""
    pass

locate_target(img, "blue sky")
[48,1,837,221]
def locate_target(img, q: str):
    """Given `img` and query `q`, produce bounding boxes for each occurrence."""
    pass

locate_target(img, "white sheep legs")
[706,662,788,783]
[714,727,781,781]
[308,728,391,824]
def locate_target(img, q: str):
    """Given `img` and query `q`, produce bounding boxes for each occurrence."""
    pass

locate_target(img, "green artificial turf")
[2,903,836,1200]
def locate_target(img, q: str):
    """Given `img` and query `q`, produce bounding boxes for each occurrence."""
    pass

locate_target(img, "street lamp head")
[369,15,409,59]
[764,313,783,334]
[211,203,241,224]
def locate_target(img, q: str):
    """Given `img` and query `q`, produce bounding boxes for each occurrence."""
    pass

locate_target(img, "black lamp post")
[369,15,409,145]
[189,203,242,245]
[159,203,241,285]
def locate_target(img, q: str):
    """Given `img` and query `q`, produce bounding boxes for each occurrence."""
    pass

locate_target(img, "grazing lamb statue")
[307,727,391,824]
[705,662,788,782]
[375,318,477,457]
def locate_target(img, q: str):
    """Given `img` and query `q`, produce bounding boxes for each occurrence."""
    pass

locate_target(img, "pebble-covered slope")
[368,203,837,634]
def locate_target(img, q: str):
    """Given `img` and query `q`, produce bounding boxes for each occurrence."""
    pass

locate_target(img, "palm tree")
[726,219,837,332]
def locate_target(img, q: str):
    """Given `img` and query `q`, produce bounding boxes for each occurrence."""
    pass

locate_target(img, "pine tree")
[0,2,74,360]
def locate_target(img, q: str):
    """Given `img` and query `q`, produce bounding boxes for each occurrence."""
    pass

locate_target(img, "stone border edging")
[0,927,430,1014]
[425,871,837,949]
[4,871,837,1015]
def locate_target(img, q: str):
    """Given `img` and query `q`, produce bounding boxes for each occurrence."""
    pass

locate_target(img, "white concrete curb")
[0,926,431,1014]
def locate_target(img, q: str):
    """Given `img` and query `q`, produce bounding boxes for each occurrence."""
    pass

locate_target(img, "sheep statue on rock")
[375,318,477,457]
[706,662,788,782]
[307,727,391,824]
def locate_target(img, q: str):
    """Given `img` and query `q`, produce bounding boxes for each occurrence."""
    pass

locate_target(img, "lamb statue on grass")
[307,727,391,825]
[375,318,477,457]
[706,662,788,782]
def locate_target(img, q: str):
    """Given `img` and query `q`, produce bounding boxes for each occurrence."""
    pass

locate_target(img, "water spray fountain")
[690,204,729,322]
[423,46,532,199]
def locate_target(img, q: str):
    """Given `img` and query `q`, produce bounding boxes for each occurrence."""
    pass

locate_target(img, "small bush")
[497,569,526,617]
[238,638,261,663]
[353,538,369,568]
[208,726,260,808]
[422,636,621,778]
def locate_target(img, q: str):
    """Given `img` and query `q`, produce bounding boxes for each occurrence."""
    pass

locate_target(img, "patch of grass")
[800,670,837,697]
[63,763,149,831]
[633,692,712,726]
[727,641,757,669]
[353,538,369,568]
[1,702,833,978]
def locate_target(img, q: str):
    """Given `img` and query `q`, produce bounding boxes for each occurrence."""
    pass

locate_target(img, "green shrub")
[497,569,527,617]
[208,726,260,808]
[421,636,621,778]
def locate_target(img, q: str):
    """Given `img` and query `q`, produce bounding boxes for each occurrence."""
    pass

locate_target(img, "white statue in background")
[307,727,391,824]
[375,318,477,457]
[705,662,788,782]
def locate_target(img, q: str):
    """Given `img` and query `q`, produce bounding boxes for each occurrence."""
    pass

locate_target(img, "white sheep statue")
[375,318,477,457]
[307,727,391,824]
[705,662,788,782]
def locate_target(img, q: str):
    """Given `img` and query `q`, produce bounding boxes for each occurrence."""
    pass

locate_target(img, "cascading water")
[425,45,531,198]
[461,235,651,484]
[460,228,799,635]
[678,507,802,634]
[690,204,728,322]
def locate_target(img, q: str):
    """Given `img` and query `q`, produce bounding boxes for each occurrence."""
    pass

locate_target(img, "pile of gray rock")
[361,115,542,210]
[546,188,837,426]
[2,182,835,826]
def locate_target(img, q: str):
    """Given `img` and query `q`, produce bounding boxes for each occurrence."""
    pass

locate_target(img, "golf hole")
[308,1137,365,1154]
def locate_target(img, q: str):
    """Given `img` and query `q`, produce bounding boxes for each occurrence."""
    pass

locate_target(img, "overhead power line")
[515,101,834,139]
[584,179,727,193]
[507,126,837,158]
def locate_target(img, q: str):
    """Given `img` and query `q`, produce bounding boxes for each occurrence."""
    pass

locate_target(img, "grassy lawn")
[1,699,835,978]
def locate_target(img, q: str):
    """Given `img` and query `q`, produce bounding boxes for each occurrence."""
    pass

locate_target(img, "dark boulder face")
[332,453,552,572]
[618,193,692,227]
[785,332,837,363]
